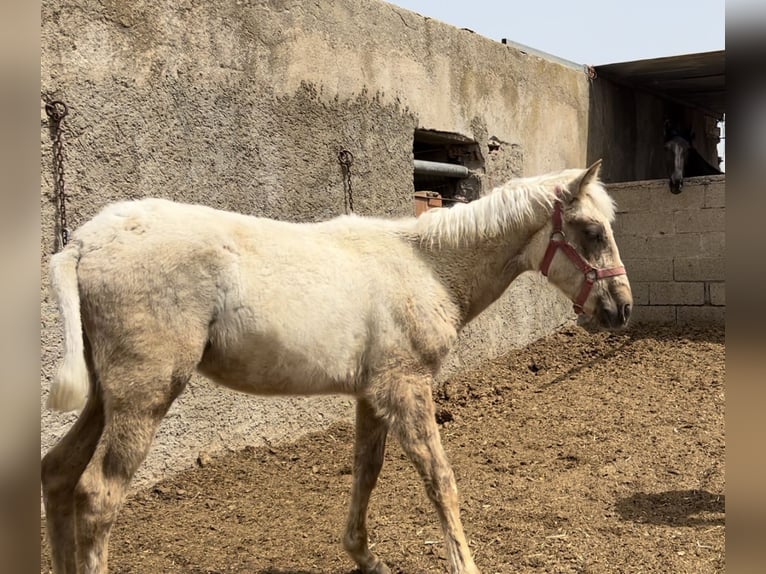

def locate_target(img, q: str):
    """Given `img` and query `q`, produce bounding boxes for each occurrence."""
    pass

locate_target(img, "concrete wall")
[608,175,725,324]
[41,0,588,487]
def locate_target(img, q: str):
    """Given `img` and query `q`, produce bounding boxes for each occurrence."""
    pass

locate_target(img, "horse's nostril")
[621,303,632,323]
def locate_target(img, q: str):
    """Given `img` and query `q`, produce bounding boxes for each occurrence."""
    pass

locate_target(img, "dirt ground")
[41,323,725,573]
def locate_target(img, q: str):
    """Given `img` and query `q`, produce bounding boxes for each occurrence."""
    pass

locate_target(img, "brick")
[630,282,649,305]
[701,232,725,257]
[622,259,673,282]
[710,282,726,306]
[674,208,725,233]
[677,306,725,325]
[630,305,676,324]
[616,234,701,261]
[704,182,726,208]
[650,282,705,305]
[613,211,674,237]
[674,257,725,281]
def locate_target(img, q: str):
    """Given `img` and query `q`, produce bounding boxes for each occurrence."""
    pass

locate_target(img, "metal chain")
[45,100,70,248]
[338,148,354,214]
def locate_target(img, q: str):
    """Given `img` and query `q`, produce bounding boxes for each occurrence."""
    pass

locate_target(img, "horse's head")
[664,123,694,194]
[533,160,633,330]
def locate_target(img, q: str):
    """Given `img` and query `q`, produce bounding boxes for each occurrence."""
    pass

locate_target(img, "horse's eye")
[584,225,605,243]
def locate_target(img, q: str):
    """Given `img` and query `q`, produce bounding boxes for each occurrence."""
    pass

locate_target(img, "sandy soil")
[41,323,725,573]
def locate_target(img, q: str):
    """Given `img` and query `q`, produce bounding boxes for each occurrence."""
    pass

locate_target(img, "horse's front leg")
[367,369,480,574]
[343,398,391,574]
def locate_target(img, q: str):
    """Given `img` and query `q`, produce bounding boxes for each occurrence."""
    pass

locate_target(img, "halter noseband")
[540,187,626,315]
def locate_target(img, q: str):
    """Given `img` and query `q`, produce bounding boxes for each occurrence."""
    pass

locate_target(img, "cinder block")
[674,257,725,281]
[630,282,649,305]
[607,183,704,213]
[664,187,706,210]
[623,259,673,282]
[613,235,645,260]
[613,235,646,260]
[617,234,701,261]
[613,211,674,237]
[704,182,726,208]
[677,306,725,325]
[650,282,705,305]
[710,282,726,306]
[629,305,676,324]
[608,185,665,213]
[675,208,725,233]
[701,232,725,257]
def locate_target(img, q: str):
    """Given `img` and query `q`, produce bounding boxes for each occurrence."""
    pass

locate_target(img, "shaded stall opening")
[591,51,725,185]
[413,129,483,214]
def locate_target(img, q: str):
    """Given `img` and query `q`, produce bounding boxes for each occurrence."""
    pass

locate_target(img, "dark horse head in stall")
[664,121,722,194]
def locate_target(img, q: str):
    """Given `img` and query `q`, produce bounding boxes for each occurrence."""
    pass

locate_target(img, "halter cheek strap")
[540,188,626,315]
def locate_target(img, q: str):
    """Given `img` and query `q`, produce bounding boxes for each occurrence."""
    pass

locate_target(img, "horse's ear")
[564,160,603,201]
[573,159,602,195]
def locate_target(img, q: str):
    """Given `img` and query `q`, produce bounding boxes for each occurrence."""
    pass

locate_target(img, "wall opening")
[413,129,482,214]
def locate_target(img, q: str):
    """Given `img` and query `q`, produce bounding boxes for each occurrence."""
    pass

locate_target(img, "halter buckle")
[550,230,566,241]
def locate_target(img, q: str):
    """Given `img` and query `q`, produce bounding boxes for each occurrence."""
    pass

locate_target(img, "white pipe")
[413,159,470,178]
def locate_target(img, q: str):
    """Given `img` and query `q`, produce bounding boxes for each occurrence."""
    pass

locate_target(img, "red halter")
[540,188,626,315]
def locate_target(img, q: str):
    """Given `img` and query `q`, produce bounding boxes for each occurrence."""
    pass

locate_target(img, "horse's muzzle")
[599,300,632,330]
[578,299,631,332]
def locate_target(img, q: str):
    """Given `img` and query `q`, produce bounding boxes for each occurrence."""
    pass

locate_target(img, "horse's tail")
[48,241,89,412]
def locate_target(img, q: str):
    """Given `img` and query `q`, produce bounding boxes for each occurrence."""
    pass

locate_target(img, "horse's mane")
[414,169,614,248]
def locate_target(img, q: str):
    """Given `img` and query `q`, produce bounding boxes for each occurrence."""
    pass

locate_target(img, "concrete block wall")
[607,175,725,324]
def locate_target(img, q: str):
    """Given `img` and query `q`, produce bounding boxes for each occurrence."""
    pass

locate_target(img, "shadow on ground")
[616,490,725,527]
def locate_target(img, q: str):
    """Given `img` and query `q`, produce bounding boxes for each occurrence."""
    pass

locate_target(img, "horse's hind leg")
[42,387,105,574]
[73,364,190,574]
[343,398,391,574]
[367,369,479,574]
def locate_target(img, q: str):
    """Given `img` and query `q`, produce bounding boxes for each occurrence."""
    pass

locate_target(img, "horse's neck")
[419,224,540,327]
[411,179,560,327]
[687,147,722,176]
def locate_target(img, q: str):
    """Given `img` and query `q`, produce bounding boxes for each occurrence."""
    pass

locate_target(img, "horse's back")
[71,198,458,395]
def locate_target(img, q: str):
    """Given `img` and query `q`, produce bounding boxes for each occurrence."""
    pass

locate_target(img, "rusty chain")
[45,100,70,248]
[338,148,354,214]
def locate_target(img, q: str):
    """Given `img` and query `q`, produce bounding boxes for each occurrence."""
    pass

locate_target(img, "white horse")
[42,160,632,574]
